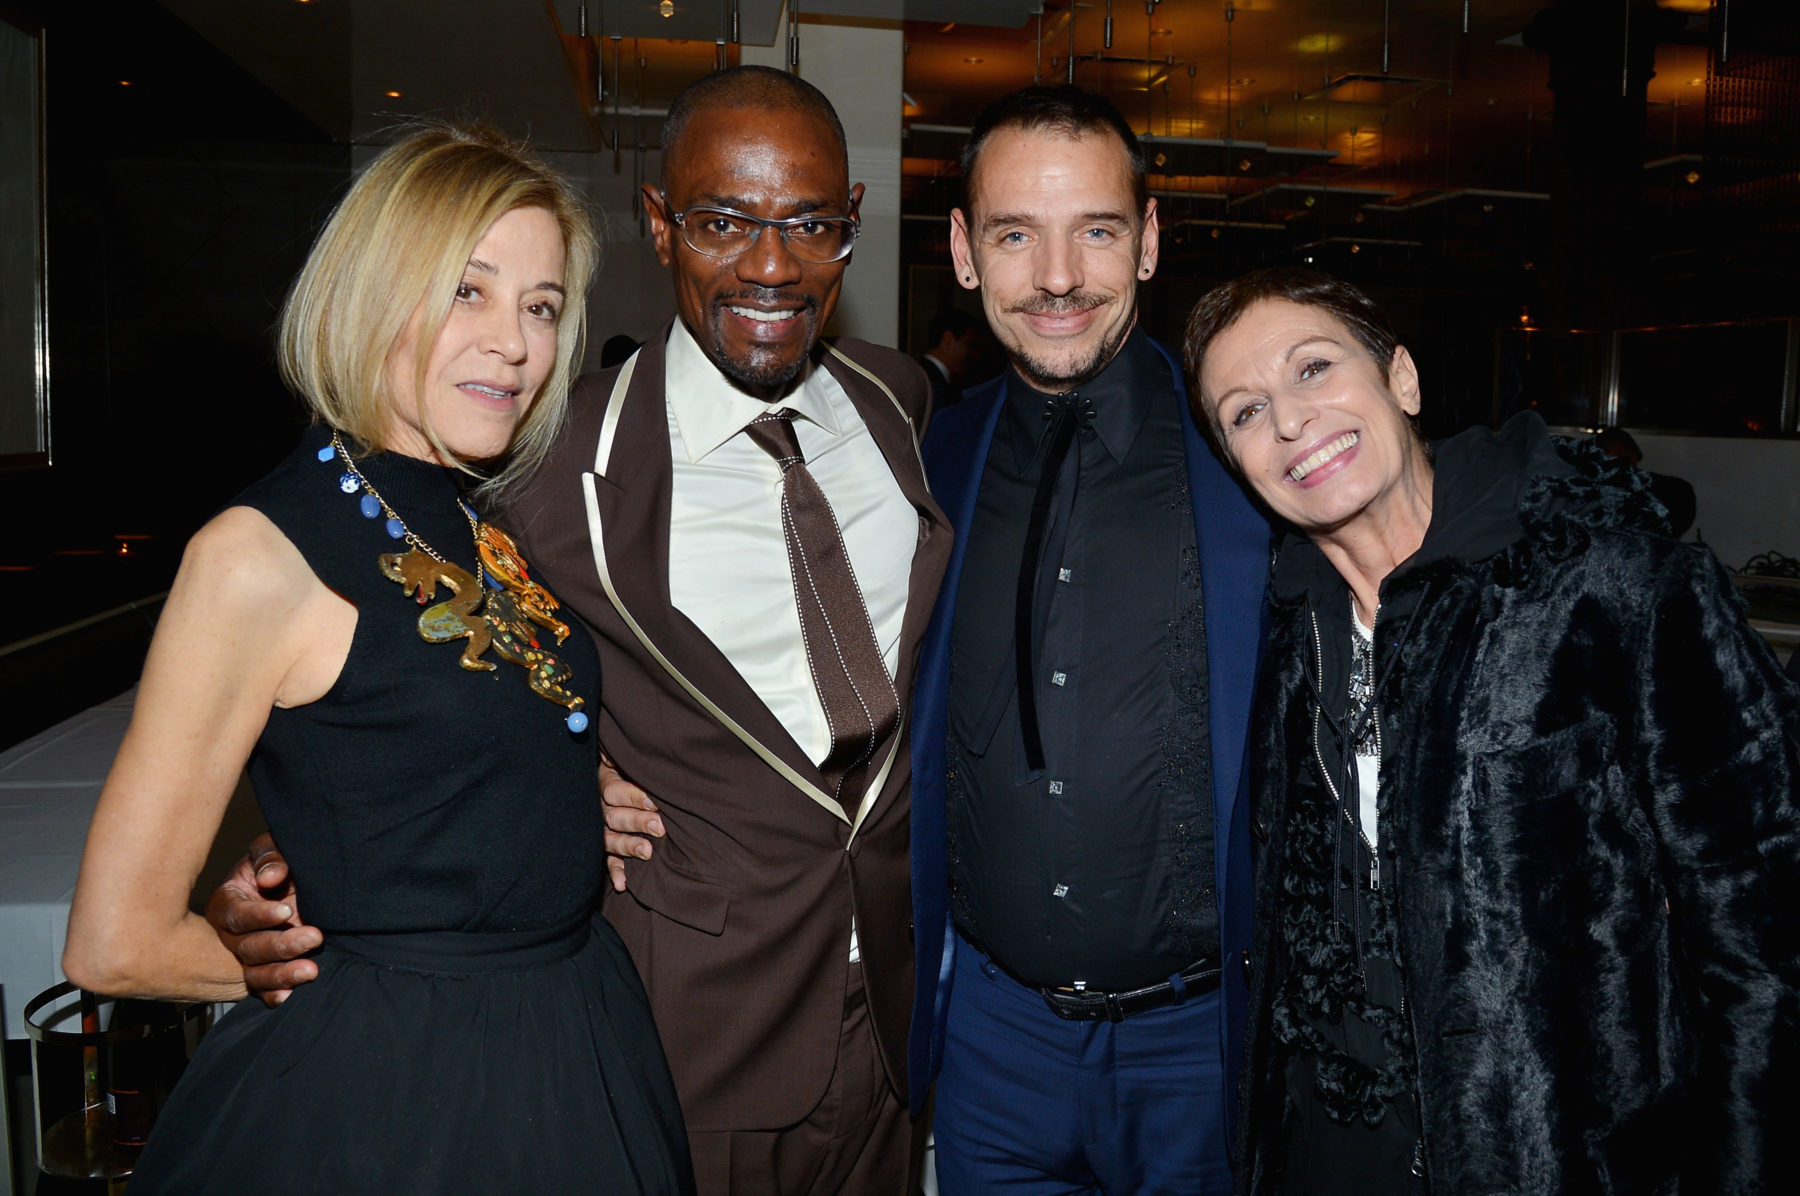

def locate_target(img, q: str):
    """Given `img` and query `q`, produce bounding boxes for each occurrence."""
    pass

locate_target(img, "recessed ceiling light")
[1687,77,1704,86]
[119,79,132,87]
[964,57,984,65]
[385,89,403,98]
[659,0,675,16]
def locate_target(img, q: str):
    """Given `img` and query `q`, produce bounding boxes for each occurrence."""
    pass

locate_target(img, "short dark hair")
[1182,267,1404,461]
[959,85,1148,218]
[1593,427,1643,463]
[661,66,846,185]
[928,307,979,345]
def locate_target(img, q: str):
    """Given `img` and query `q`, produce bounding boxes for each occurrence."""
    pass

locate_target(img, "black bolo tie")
[1015,391,1094,773]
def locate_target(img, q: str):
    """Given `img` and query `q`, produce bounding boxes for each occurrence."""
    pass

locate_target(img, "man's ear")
[949,208,979,290]
[643,184,676,268]
[1136,196,1160,281]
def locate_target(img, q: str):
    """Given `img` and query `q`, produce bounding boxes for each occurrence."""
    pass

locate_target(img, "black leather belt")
[1039,958,1222,1023]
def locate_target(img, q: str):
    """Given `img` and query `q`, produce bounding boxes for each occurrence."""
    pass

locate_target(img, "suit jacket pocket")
[628,854,732,936]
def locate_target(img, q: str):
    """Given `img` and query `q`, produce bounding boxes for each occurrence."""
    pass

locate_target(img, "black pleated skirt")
[128,913,693,1194]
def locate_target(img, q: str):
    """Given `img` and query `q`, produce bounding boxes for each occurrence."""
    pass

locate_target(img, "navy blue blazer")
[906,338,1271,1127]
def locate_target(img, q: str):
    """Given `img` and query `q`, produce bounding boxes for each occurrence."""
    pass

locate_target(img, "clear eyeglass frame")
[660,193,860,264]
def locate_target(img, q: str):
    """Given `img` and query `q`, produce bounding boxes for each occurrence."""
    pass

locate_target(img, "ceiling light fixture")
[385,89,403,98]
[964,56,984,65]
[659,0,675,17]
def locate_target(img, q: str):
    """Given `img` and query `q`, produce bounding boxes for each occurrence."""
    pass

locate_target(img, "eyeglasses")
[660,194,859,264]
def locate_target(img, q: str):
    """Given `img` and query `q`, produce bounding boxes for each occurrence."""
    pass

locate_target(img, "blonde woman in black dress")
[64,124,692,1193]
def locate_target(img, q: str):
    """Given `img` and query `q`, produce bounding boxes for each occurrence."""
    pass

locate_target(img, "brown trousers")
[686,962,923,1195]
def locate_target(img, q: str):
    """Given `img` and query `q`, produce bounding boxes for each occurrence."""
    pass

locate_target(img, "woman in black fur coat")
[1182,268,1799,1194]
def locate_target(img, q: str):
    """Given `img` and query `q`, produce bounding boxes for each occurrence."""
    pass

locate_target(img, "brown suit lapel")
[581,330,844,822]
[821,343,950,746]
[580,330,950,834]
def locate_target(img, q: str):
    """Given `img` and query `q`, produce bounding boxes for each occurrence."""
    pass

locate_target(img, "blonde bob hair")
[278,122,599,492]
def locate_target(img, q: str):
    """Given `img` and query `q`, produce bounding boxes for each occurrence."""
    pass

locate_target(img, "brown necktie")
[744,409,900,817]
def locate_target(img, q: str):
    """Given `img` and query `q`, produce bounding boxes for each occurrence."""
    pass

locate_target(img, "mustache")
[1006,292,1107,316]
[716,288,817,310]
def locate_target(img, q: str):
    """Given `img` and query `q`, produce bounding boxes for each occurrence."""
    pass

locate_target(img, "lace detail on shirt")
[1267,745,1418,1126]
[1347,615,1379,760]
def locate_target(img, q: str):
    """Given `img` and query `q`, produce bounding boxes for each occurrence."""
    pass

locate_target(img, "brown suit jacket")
[508,328,950,1132]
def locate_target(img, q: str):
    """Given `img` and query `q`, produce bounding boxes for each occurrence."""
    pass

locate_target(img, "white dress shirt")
[664,320,916,779]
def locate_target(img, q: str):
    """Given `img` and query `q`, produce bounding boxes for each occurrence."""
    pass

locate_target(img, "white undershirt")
[663,321,916,960]
[1351,606,1379,848]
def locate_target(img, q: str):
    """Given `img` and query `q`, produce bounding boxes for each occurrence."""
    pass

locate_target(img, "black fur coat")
[1239,414,1800,1194]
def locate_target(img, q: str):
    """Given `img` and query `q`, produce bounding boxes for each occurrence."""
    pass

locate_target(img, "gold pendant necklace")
[323,432,589,733]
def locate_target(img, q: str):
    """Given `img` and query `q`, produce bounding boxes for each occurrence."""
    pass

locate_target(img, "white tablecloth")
[0,688,267,1041]
[0,689,136,1040]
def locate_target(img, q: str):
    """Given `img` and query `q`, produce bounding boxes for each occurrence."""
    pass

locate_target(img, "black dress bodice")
[232,426,604,934]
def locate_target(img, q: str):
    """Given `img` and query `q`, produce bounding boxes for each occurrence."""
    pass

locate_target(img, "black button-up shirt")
[946,328,1219,991]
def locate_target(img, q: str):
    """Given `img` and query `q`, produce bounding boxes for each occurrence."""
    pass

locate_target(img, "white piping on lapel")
[820,344,920,833]
[826,344,927,469]
[592,351,635,478]
[583,355,900,835]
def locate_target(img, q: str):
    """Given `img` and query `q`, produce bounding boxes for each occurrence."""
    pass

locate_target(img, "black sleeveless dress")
[129,427,693,1194]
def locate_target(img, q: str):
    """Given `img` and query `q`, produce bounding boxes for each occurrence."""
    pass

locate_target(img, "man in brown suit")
[210,68,948,1194]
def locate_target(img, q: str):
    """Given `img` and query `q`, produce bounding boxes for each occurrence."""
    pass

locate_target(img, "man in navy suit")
[907,86,1269,1194]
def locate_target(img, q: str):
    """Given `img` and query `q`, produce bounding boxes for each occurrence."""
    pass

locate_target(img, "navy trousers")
[933,935,1233,1195]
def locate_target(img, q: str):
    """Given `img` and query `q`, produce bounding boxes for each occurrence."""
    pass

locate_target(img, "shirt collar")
[1004,324,1164,471]
[664,318,842,464]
